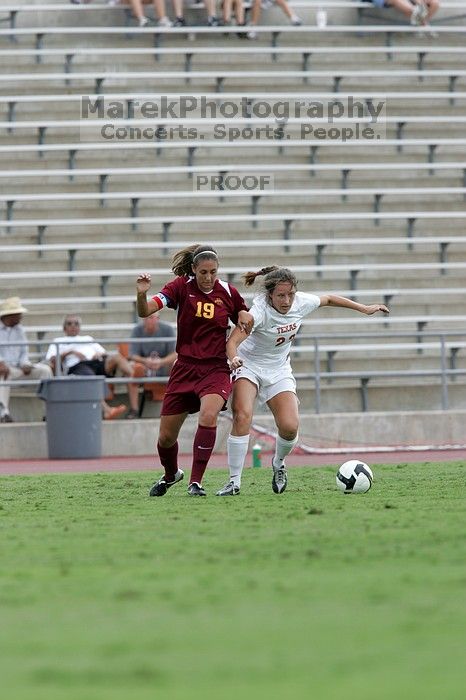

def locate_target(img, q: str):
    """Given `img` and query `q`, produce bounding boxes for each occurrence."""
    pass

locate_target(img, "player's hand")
[0,360,10,379]
[228,356,243,370]
[364,304,389,315]
[137,273,152,294]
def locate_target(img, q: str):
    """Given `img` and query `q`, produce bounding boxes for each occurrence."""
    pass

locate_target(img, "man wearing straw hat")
[0,297,53,423]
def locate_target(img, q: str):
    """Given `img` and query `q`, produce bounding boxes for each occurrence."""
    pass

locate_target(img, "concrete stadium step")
[296,379,466,413]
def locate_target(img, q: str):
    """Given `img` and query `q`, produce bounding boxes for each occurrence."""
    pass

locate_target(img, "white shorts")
[233,365,297,405]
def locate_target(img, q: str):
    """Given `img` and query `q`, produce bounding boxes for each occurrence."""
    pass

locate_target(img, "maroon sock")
[190,425,217,485]
[157,441,179,482]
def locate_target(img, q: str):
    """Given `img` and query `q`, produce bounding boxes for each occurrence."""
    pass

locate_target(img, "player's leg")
[217,377,257,495]
[188,393,226,495]
[150,412,187,496]
[267,390,299,494]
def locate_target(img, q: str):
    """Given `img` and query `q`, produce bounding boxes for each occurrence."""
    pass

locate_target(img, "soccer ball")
[336,460,373,494]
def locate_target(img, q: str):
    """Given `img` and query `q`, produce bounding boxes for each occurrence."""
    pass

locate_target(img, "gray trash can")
[38,376,105,459]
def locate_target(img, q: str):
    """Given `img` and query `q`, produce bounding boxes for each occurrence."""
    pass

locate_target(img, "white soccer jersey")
[237,291,321,383]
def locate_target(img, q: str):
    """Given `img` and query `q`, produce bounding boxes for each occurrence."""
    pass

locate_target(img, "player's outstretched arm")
[136,273,161,318]
[319,294,389,316]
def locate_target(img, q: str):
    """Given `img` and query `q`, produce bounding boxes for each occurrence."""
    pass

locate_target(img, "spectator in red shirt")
[136,244,249,497]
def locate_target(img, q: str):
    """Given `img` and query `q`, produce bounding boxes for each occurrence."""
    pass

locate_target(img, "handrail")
[2,330,466,413]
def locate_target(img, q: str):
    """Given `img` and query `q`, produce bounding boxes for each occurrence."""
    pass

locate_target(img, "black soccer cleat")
[187,482,207,497]
[216,480,240,496]
[272,467,288,494]
[149,469,184,497]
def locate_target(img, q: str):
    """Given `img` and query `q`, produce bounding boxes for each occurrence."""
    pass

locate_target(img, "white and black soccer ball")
[336,460,373,494]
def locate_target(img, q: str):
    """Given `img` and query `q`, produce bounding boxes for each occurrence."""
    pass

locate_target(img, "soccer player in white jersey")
[217,266,389,496]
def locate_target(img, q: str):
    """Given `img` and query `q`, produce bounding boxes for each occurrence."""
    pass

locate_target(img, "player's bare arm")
[238,310,254,334]
[136,273,160,318]
[226,325,248,369]
[319,294,389,315]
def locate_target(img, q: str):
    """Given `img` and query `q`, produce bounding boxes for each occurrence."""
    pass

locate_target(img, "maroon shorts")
[161,359,232,416]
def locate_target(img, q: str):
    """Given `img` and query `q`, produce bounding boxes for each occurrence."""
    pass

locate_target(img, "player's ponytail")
[243,266,279,287]
[172,244,218,276]
[243,267,298,294]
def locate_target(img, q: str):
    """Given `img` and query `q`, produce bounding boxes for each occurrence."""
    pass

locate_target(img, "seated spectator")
[247,0,302,39]
[222,0,247,32]
[0,297,53,424]
[45,314,140,420]
[126,313,177,419]
[370,0,439,29]
[129,0,172,27]
[202,0,220,26]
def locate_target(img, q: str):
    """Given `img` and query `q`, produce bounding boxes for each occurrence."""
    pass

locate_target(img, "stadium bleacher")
[1,0,466,425]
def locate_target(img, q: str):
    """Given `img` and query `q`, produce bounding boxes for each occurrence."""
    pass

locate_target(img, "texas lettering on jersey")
[276,322,298,335]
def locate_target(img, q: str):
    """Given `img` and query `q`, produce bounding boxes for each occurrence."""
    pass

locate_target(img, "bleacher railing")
[2,329,466,414]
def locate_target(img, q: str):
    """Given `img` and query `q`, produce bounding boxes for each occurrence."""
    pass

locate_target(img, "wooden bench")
[1,23,466,51]
[3,235,466,273]
[1,161,465,194]
[2,261,466,299]
[2,210,465,246]
[1,44,466,72]
[291,339,466,373]
[2,185,465,223]
[3,116,464,151]
[18,286,466,316]
[2,68,466,94]
[0,134,464,174]
[0,87,466,121]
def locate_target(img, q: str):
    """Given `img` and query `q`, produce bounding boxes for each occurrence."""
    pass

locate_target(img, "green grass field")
[1,462,465,700]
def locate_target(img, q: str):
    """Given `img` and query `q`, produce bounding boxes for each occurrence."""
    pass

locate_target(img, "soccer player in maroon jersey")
[136,244,249,497]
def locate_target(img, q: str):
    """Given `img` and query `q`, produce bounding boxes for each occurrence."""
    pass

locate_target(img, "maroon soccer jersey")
[153,275,247,364]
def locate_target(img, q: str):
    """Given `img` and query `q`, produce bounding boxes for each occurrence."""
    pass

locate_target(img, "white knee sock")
[227,434,250,487]
[272,434,298,470]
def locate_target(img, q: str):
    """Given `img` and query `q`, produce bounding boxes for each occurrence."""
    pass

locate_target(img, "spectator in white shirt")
[0,297,53,423]
[45,314,141,420]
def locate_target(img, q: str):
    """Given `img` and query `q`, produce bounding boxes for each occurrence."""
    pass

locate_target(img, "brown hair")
[171,244,219,277]
[243,267,298,295]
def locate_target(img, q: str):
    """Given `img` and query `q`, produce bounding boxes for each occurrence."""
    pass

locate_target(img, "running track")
[1,448,465,476]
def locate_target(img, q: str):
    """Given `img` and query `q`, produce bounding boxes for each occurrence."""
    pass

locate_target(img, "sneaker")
[104,404,126,420]
[138,16,149,27]
[216,480,240,496]
[187,482,206,497]
[149,469,184,497]
[272,466,288,494]
[246,28,258,40]
[173,17,186,27]
[236,23,248,39]
[410,3,428,25]
[157,16,172,27]
[125,409,139,420]
[0,412,13,423]
[420,24,439,38]
[207,16,220,27]
[290,14,303,26]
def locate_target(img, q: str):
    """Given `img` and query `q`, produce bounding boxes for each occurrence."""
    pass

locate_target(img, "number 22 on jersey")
[275,333,296,346]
